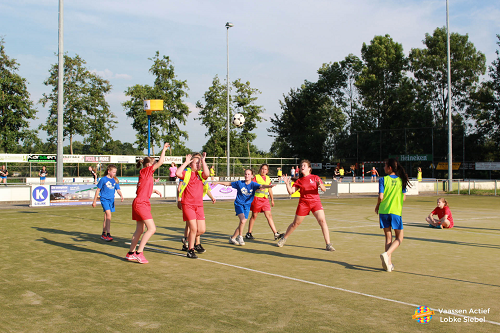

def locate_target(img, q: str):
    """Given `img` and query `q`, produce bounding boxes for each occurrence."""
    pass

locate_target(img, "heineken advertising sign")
[389,154,432,162]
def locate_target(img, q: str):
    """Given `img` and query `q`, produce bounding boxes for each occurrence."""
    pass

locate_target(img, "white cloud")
[90,69,131,80]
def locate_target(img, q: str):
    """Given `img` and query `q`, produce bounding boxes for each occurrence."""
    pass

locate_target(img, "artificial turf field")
[1,195,499,332]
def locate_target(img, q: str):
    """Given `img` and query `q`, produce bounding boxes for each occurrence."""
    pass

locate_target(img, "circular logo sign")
[32,186,48,202]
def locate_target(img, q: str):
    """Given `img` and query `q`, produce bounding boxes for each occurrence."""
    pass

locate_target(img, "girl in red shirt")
[176,152,210,259]
[279,159,335,251]
[126,142,169,264]
[426,198,454,228]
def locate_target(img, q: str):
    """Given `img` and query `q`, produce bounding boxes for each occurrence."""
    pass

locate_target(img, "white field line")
[125,242,500,326]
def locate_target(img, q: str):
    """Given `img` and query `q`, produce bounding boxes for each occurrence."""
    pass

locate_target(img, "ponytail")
[386,158,411,190]
[438,197,448,207]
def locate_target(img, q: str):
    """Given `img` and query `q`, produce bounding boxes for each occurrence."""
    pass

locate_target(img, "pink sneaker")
[125,253,137,261]
[134,252,149,264]
[101,234,109,241]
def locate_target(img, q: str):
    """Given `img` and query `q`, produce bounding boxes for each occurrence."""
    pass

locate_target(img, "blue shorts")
[379,214,403,230]
[371,174,376,178]
[101,199,115,213]
[0,176,6,179]
[235,203,251,219]
[40,177,46,180]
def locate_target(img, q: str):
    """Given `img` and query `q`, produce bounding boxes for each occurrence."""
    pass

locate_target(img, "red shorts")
[132,200,152,221]
[182,204,205,221]
[295,200,323,216]
[251,197,271,213]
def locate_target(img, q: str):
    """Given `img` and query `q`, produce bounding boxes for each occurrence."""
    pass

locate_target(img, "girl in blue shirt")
[214,169,275,246]
[92,164,124,241]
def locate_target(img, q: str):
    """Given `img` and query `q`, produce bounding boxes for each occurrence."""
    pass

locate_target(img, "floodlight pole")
[446,0,453,190]
[56,0,64,184]
[226,22,234,179]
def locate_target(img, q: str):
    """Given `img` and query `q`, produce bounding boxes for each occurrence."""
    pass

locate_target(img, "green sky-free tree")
[356,34,408,130]
[0,38,38,153]
[196,75,264,157]
[39,54,115,154]
[409,27,486,126]
[123,52,190,155]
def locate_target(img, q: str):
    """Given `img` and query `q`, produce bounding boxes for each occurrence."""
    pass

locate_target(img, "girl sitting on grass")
[426,198,454,229]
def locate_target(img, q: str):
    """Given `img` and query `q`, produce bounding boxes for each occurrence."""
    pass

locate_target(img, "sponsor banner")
[30,185,50,207]
[28,154,57,163]
[63,155,85,163]
[476,162,500,171]
[84,156,111,163]
[461,162,476,170]
[50,184,98,206]
[436,162,461,171]
[117,177,139,184]
[311,163,322,169]
[110,155,136,164]
[0,154,28,162]
[390,154,433,162]
[135,156,183,164]
[203,183,237,201]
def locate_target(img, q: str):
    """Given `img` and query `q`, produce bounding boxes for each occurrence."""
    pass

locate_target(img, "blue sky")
[1,0,499,153]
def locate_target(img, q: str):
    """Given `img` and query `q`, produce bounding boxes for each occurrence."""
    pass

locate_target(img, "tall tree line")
[269,27,496,164]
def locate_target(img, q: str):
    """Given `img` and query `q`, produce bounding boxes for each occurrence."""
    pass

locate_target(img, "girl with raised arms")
[176,152,210,259]
[126,142,169,264]
[279,160,335,251]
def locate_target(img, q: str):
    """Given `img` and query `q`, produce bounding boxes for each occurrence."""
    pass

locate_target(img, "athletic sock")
[135,251,141,255]
[128,251,134,255]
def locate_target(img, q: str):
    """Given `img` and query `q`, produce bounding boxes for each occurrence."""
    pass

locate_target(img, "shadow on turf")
[332,230,500,250]
[404,222,500,232]
[34,227,144,259]
[37,237,124,261]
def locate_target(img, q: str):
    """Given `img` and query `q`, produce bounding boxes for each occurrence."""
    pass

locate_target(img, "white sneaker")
[277,237,287,247]
[236,235,245,246]
[326,243,335,251]
[229,237,239,245]
[391,264,395,271]
[380,252,390,271]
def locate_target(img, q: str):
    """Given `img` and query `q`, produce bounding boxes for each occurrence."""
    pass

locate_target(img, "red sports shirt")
[135,165,155,202]
[293,174,323,202]
[180,170,206,206]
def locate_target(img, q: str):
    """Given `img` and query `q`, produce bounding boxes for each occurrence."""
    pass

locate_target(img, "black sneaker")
[181,244,188,251]
[274,232,285,240]
[245,232,255,240]
[186,249,198,259]
[194,244,206,254]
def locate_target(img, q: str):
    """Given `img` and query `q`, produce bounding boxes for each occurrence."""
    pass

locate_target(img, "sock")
[107,233,111,236]
[128,251,134,255]
[136,251,141,255]
[102,232,106,235]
